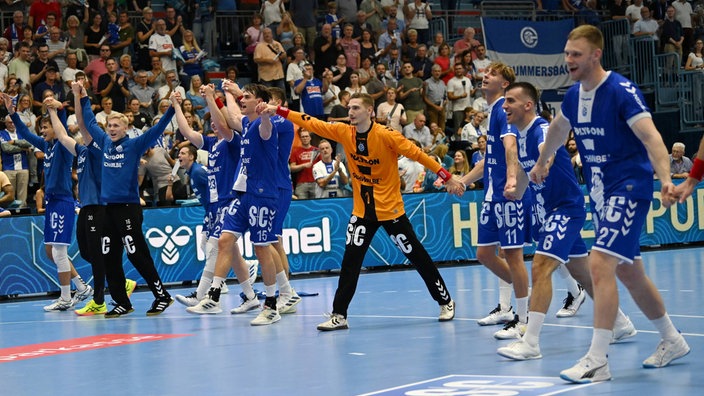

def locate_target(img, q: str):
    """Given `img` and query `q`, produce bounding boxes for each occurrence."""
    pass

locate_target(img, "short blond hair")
[106,112,128,127]
[567,24,603,51]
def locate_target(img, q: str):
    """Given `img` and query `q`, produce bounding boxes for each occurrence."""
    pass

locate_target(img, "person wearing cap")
[32,65,65,113]
[29,43,60,87]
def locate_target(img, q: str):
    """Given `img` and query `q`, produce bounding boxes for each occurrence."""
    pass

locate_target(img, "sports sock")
[587,328,612,363]
[499,278,512,311]
[524,311,546,346]
[60,285,71,301]
[556,264,581,296]
[276,271,292,296]
[651,314,680,342]
[515,296,529,323]
[241,280,256,301]
[209,276,226,302]
[72,276,88,292]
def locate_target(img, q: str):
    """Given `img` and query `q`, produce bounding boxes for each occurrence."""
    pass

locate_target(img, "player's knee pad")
[52,245,71,273]
[204,238,218,273]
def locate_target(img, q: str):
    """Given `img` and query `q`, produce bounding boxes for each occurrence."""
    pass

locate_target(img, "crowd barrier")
[2,181,703,297]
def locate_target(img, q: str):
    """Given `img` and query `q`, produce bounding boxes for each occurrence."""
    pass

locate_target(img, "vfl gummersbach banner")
[481,18,574,90]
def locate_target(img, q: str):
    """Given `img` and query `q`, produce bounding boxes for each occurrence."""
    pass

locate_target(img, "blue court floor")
[0,247,701,396]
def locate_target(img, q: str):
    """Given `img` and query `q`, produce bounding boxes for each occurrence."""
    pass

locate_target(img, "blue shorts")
[534,210,588,263]
[477,197,532,249]
[204,200,230,239]
[221,192,278,245]
[591,196,648,264]
[44,197,75,245]
[273,188,292,237]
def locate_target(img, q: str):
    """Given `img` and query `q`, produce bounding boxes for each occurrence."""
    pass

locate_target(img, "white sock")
[556,263,581,296]
[499,278,512,311]
[614,309,629,328]
[276,271,292,296]
[241,281,256,301]
[211,276,225,290]
[71,276,87,291]
[515,296,529,323]
[60,285,71,301]
[651,314,680,341]
[196,272,213,300]
[524,311,546,346]
[264,283,277,300]
[587,328,612,362]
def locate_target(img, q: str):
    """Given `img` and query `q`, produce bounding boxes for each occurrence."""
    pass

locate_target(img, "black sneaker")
[105,303,134,318]
[146,297,174,316]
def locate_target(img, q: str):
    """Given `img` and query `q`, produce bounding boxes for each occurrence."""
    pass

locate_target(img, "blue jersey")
[272,114,294,192]
[200,134,241,203]
[232,116,279,198]
[11,111,74,200]
[75,140,103,206]
[81,96,176,204]
[186,161,209,207]
[561,71,654,213]
[484,97,516,202]
[0,130,30,170]
[296,78,325,117]
[517,117,584,220]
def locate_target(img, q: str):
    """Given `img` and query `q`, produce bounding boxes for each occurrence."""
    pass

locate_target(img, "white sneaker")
[276,290,301,314]
[642,335,690,368]
[220,282,229,294]
[497,339,542,360]
[250,306,281,326]
[478,304,514,326]
[230,296,260,314]
[611,315,637,343]
[72,285,94,305]
[560,355,611,383]
[493,317,526,340]
[556,286,586,318]
[186,297,222,314]
[245,260,259,286]
[175,291,200,307]
[44,297,74,311]
[317,313,349,331]
[439,300,455,321]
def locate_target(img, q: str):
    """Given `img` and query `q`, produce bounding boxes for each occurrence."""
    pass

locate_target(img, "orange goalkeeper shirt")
[284,111,443,221]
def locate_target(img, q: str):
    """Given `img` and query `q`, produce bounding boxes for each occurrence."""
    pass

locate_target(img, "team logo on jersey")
[146,225,193,265]
[116,145,123,153]
[520,27,538,48]
[358,142,365,152]
[350,215,358,223]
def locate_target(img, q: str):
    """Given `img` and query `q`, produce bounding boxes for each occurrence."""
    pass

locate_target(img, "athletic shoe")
[125,279,137,297]
[230,296,260,314]
[44,297,73,312]
[146,297,174,316]
[439,300,455,321]
[71,285,94,305]
[493,316,526,340]
[250,306,281,326]
[175,291,200,307]
[317,313,349,331]
[187,297,222,314]
[642,335,690,368]
[75,299,107,316]
[611,315,638,343]
[105,304,134,318]
[556,286,586,318]
[221,282,229,294]
[477,304,514,326]
[276,289,302,314]
[246,259,259,286]
[560,355,611,383]
[497,339,542,360]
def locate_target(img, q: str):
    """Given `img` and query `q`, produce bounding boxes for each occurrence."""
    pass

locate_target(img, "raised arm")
[529,111,571,185]
[203,84,234,140]
[170,92,204,148]
[72,81,94,146]
[255,102,273,141]
[222,79,243,131]
[1,93,44,149]
[45,98,78,157]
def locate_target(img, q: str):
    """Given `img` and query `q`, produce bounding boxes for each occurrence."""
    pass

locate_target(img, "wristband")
[214,98,225,109]
[276,105,290,118]
[690,158,704,181]
[437,168,452,182]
